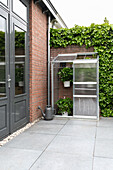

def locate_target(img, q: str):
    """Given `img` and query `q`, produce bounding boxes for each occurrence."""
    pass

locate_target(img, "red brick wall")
[50,45,94,109]
[29,0,48,122]
[50,45,94,59]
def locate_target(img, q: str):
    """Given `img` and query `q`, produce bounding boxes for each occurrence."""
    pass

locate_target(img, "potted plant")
[55,97,73,116]
[57,67,73,87]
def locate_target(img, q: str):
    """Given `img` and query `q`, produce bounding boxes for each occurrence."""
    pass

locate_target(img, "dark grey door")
[0,8,10,139]
[10,17,29,133]
[0,0,29,139]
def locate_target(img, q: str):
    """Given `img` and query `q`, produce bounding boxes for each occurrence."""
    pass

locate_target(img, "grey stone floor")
[0,117,113,170]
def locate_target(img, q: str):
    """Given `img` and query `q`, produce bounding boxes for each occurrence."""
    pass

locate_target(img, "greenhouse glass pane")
[75,84,97,95]
[75,63,97,82]
[74,97,97,116]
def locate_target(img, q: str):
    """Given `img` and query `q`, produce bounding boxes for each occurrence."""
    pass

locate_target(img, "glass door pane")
[15,26,26,95]
[13,0,27,21]
[0,16,6,97]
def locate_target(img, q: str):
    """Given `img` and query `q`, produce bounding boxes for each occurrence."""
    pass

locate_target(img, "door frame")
[0,0,29,139]
[9,0,30,133]
[0,7,10,138]
[10,17,29,133]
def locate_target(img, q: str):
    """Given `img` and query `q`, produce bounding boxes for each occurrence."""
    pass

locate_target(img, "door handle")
[8,75,11,88]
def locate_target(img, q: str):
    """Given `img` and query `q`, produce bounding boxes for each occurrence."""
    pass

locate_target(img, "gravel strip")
[0,118,42,147]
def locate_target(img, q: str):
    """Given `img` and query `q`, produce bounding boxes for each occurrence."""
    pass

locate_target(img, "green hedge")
[50,24,113,117]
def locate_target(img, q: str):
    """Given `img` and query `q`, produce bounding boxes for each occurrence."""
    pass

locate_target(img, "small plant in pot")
[57,67,73,87]
[55,97,73,116]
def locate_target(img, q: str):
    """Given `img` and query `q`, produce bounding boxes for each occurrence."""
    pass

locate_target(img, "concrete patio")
[0,117,113,170]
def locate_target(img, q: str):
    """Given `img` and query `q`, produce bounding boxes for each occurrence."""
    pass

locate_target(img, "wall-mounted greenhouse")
[51,52,99,119]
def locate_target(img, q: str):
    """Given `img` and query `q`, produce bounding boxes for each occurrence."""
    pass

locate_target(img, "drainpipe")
[47,15,51,106]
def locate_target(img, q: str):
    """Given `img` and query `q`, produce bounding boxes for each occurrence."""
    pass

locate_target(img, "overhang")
[34,0,68,28]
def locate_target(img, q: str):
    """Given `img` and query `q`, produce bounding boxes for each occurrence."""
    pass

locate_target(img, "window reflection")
[0,0,7,6]
[0,16,6,97]
[13,0,27,21]
[15,26,26,95]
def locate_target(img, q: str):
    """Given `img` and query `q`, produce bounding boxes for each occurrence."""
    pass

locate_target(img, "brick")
[29,0,47,122]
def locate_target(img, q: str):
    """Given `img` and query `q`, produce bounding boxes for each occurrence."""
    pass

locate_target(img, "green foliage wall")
[50,24,113,117]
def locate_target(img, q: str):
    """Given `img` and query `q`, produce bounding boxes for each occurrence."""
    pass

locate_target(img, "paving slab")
[93,157,113,170]
[59,124,96,139]
[0,147,41,170]
[96,126,113,140]
[94,139,113,159]
[30,151,93,170]
[97,117,113,127]
[46,135,95,157]
[3,132,55,151]
[67,119,97,126]
[25,123,64,135]
[0,117,113,169]
[38,118,69,125]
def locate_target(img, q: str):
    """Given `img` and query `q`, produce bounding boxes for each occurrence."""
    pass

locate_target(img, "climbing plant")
[50,23,113,117]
